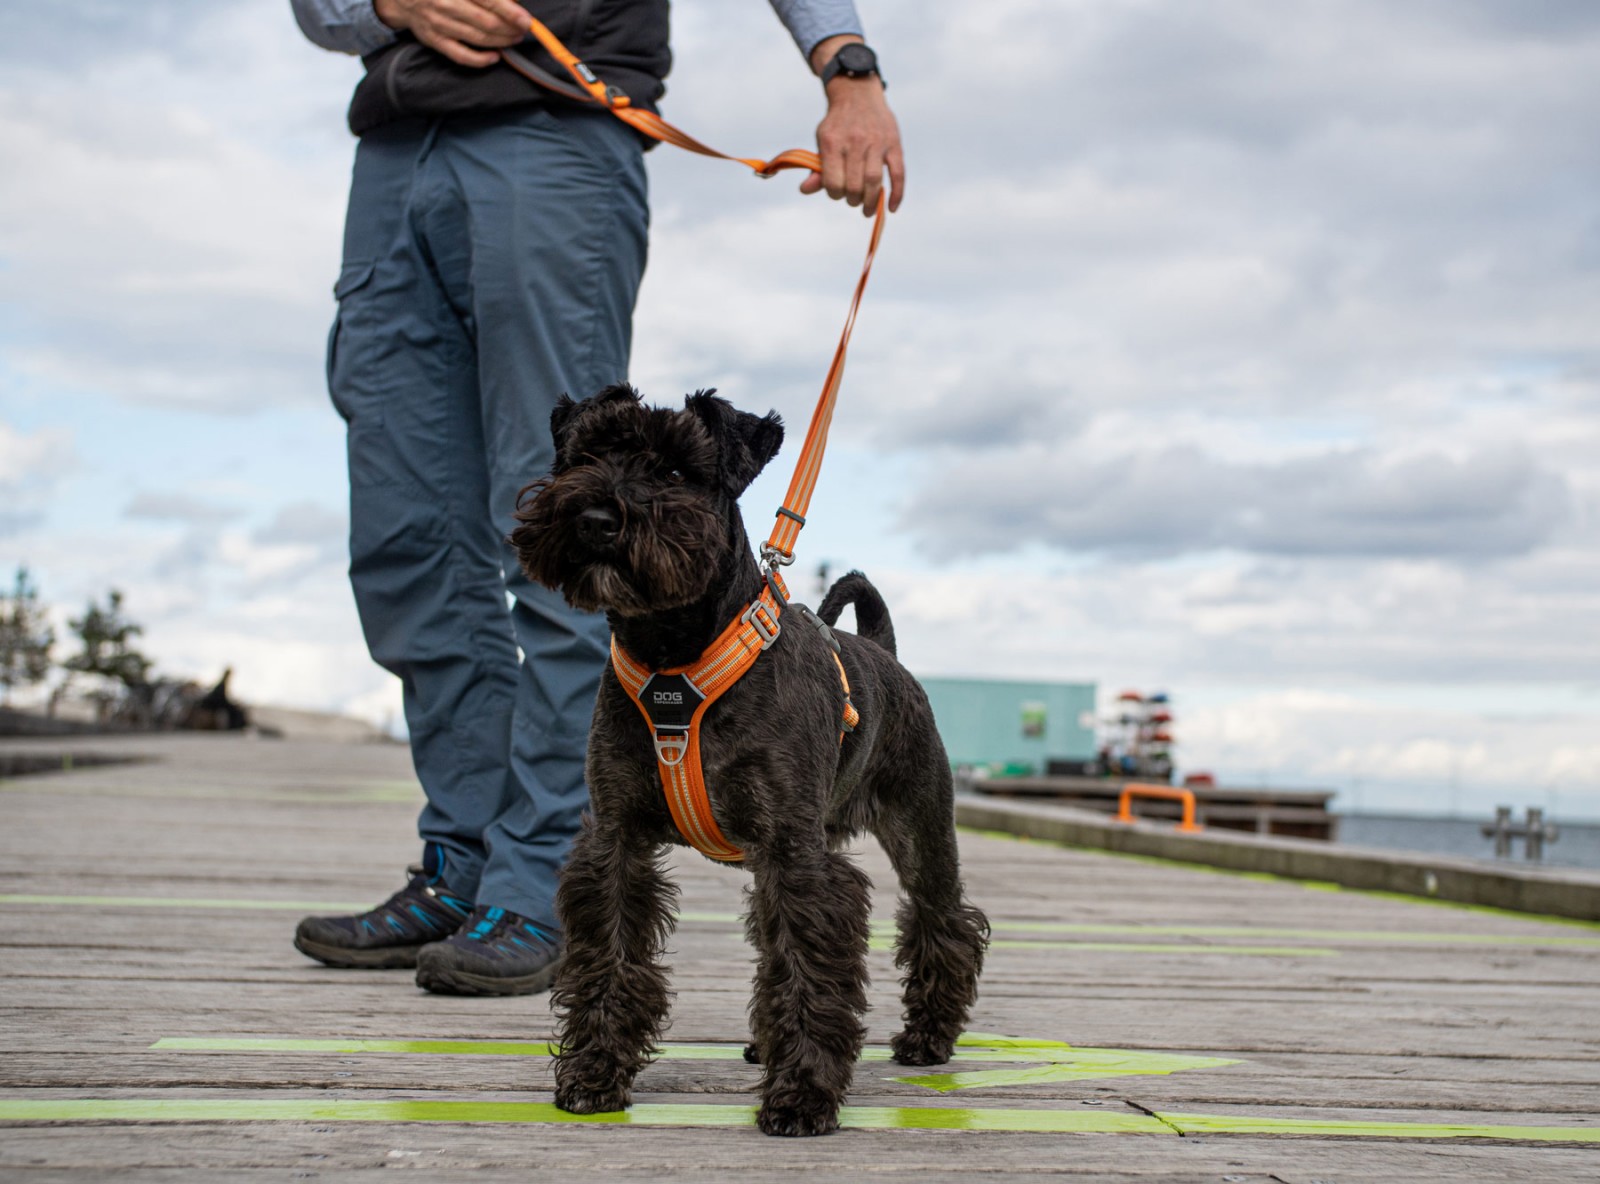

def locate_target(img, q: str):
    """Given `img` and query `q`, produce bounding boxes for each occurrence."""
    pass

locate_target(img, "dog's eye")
[667,469,686,484]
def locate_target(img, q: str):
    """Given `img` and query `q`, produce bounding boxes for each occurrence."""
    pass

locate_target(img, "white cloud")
[0,4,355,412]
[0,423,74,536]
[904,436,1576,559]
[1179,687,1600,816]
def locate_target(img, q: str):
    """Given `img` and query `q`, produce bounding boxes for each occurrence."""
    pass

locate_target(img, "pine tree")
[0,566,55,703]
[64,589,152,690]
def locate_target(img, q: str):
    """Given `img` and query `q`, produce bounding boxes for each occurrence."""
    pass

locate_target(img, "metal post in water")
[1524,807,1559,863]
[1481,806,1513,859]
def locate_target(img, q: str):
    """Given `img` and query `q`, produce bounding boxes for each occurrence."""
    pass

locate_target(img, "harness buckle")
[653,728,690,766]
[790,602,841,654]
[740,598,782,650]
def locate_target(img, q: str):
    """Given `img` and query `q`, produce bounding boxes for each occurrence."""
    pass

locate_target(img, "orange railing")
[1115,783,1202,832]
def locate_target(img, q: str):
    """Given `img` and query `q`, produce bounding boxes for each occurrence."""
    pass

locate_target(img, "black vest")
[348,0,672,136]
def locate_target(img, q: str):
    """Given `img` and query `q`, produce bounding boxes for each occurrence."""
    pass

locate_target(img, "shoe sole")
[414,954,562,997]
[293,932,425,970]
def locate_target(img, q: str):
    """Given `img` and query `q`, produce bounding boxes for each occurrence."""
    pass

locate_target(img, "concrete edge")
[955,796,1600,923]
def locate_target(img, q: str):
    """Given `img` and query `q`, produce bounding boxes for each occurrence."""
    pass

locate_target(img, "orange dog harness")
[514,20,878,862]
[611,577,859,863]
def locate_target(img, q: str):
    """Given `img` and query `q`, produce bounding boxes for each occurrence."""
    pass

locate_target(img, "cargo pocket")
[326,260,378,424]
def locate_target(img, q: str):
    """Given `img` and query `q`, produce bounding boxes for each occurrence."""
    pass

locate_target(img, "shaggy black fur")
[510,384,989,1137]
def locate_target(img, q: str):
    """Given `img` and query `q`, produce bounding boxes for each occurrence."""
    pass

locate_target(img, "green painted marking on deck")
[8,893,1592,950]
[956,1033,1068,1050]
[0,1098,1165,1132]
[0,895,369,912]
[1,1098,1594,1141]
[154,1038,564,1057]
[0,782,419,803]
[1159,1111,1600,1142]
[0,898,740,918]
[896,1048,1239,1092]
[150,1036,1211,1073]
[982,920,1600,948]
[985,939,1338,957]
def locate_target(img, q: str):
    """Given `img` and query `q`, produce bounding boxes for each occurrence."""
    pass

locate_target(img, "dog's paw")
[554,1082,632,1114]
[890,1029,955,1067]
[742,1043,761,1064]
[757,1099,840,1137]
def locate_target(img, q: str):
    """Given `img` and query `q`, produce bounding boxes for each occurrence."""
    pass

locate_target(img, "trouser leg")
[418,107,650,933]
[328,120,522,901]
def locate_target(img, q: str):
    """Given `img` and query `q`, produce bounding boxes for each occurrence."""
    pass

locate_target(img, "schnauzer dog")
[511,384,989,1137]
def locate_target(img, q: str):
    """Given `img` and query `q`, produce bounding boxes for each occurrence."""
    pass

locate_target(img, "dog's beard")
[512,468,726,616]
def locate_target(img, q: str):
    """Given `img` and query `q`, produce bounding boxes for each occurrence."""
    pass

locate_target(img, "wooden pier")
[2,734,1598,1179]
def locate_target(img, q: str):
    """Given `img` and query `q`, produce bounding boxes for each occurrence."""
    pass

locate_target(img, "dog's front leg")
[745,831,872,1136]
[552,814,677,1114]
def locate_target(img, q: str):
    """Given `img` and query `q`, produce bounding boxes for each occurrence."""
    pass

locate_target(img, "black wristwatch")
[819,42,884,88]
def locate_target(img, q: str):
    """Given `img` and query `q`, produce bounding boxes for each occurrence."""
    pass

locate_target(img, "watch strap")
[819,43,883,88]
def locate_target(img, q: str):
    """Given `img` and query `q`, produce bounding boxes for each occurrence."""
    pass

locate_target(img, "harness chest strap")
[610,584,858,863]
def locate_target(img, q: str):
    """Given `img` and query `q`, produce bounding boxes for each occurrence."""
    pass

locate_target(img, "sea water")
[1336,812,1600,871]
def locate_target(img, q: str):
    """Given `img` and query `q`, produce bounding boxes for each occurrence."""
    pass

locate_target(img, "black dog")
[511,384,988,1136]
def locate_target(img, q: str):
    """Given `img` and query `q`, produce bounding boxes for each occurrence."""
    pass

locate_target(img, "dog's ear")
[549,384,641,468]
[685,390,785,496]
[549,393,581,456]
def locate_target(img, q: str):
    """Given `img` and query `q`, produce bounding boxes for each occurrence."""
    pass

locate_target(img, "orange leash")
[507,20,881,862]
[507,17,885,571]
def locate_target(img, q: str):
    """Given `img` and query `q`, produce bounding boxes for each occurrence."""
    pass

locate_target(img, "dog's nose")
[577,505,622,548]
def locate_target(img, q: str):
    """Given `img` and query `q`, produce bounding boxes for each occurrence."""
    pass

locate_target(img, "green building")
[917,677,1098,775]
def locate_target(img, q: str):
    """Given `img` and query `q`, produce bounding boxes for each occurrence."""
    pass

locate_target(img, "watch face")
[836,43,877,76]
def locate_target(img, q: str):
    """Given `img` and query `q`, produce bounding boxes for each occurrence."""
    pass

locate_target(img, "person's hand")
[800,38,905,216]
[374,0,530,68]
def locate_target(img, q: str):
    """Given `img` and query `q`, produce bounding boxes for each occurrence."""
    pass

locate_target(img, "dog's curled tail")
[817,571,897,657]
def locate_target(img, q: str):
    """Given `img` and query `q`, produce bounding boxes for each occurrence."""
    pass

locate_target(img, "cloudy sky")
[3,1,1598,817]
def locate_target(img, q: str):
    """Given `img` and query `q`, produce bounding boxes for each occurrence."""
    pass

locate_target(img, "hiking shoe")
[294,867,472,969]
[414,906,562,996]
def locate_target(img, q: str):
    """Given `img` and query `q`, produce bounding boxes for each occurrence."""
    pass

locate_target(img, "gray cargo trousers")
[326,104,648,936]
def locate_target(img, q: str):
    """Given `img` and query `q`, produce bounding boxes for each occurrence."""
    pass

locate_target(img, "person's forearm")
[290,0,399,56]
[767,0,864,63]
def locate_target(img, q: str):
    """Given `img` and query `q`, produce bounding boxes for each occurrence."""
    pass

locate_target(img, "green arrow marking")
[897,1046,1239,1092]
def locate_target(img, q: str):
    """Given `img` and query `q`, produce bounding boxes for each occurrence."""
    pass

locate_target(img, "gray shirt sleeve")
[287,0,863,65]
[767,0,865,61]
[289,0,398,56]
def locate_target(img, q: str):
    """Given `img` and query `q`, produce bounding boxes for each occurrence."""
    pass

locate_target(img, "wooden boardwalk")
[2,734,1598,1180]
